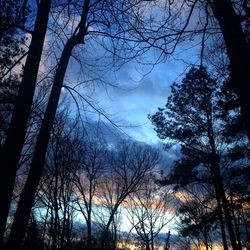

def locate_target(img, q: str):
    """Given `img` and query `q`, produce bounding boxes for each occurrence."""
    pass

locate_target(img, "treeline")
[5,113,166,250]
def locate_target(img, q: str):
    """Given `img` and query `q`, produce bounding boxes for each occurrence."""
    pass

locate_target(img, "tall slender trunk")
[41,206,50,249]
[230,195,243,250]
[112,222,117,250]
[65,212,72,250]
[212,0,250,141]
[101,203,120,250]
[213,164,239,250]
[203,227,209,250]
[52,167,59,250]
[0,1,51,244]
[151,233,154,250]
[6,1,90,247]
[66,211,73,250]
[87,218,92,250]
[216,196,229,250]
[205,94,239,250]
[87,181,92,250]
[60,202,68,250]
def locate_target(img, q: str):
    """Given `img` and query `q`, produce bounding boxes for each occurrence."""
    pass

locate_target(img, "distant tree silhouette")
[74,133,108,250]
[95,141,160,250]
[127,177,171,250]
[22,217,42,250]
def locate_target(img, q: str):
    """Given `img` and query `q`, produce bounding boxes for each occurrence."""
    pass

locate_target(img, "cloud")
[65,42,193,144]
[84,61,181,142]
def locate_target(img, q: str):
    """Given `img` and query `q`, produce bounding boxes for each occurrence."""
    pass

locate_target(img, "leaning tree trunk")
[6,1,90,249]
[0,0,51,245]
[212,0,250,141]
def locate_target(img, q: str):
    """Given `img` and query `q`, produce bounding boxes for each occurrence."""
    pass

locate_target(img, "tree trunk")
[87,219,92,250]
[230,194,243,250]
[101,203,120,250]
[65,208,72,250]
[213,164,239,250]
[6,35,80,250]
[203,227,209,250]
[212,0,250,141]
[206,97,239,250]
[87,182,92,250]
[52,168,59,250]
[216,196,229,250]
[0,0,51,244]
[41,206,50,250]
[151,232,154,250]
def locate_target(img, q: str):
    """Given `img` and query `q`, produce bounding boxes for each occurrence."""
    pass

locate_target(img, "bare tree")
[95,140,160,250]
[35,113,78,250]
[5,1,160,247]
[127,177,172,250]
[73,133,108,250]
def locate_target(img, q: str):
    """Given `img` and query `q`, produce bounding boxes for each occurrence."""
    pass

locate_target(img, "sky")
[66,50,198,145]
[92,62,176,144]
[40,0,203,147]
[27,1,206,237]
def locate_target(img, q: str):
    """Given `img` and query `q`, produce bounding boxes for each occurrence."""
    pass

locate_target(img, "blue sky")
[77,50,198,144]
[61,50,198,147]
[42,1,203,146]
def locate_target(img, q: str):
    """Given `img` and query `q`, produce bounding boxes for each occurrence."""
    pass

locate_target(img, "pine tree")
[150,66,249,250]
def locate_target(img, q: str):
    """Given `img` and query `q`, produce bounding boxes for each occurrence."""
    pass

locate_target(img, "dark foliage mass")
[0,0,28,145]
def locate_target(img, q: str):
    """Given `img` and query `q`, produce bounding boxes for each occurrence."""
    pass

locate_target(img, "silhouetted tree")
[36,113,78,250]
[5,1,164,247]
[127,177,172,250]
[150,66,249,250]
[74,133,108,250]
[22,217,42,250]
[95,141,160,250]
[175,186,218,250]
[0,1,51,244]
[134,0,250,141]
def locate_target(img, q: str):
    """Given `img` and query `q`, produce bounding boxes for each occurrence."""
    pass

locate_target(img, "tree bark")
[0,0,51,245]
[211,0,250,141]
